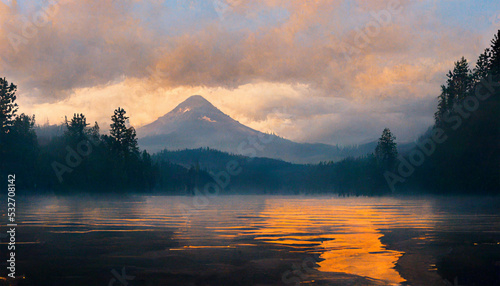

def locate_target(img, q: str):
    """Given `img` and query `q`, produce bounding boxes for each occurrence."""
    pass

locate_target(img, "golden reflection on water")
[239,198,431,285]
[21,196,443,285]
[317,219,404,284]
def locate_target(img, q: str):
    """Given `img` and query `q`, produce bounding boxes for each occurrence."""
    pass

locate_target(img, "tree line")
[319,30,499,195]
[0,84,206,193]
[1,30,498,195]
[402,30,500,194]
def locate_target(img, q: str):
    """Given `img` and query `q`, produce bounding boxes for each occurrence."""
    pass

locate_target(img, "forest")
[0,30,498,196]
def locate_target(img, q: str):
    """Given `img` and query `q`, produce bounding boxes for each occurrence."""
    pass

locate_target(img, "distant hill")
[137,95,410,163]
[153,147,310,193]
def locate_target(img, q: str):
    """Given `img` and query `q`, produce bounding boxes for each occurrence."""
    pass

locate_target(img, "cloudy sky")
[0,0,499,145]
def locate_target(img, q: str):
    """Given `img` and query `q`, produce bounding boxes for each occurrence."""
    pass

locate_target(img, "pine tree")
[10,114,39,187]
[87,121,100,144]
[434,57,474,127]
[0,79,38,187]
[63,113,90,147]
[0,78,18,172]
[434,85,450,125]
[0,78,18,135]
[489,30,500,75]
[375,128,398,171]
[12,114,37,141]
[446,57,473,104]
[110,107,138,157]
[124,125,139,155]
[473,48,491,83]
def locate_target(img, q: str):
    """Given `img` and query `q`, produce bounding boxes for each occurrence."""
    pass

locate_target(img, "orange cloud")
[2,0,497,144]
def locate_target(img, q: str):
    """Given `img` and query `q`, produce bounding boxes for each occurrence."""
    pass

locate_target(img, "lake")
[2,195,500,285]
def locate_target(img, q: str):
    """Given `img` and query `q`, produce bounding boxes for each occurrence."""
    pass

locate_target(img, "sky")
[0,0,499,145]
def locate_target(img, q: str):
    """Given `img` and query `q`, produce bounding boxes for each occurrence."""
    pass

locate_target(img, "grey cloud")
[0,0,496,145]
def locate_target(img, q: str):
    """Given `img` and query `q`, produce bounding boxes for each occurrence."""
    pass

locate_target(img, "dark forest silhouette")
[0,31,498,195]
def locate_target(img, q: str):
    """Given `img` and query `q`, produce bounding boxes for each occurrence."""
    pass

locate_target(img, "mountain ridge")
[137,95,400,163]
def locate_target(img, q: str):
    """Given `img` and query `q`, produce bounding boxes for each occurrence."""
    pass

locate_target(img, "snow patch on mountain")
[200,116,216,123]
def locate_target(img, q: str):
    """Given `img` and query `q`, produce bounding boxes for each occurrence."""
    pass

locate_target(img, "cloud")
[19,79,435,145]
[0,0,155,100]
[3,0,500,144]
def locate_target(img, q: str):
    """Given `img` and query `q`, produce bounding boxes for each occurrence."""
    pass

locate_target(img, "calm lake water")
[2,195,500,285]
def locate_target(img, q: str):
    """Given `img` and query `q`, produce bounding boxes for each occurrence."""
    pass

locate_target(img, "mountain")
[137,95,260,147]
[137,95,390,163]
